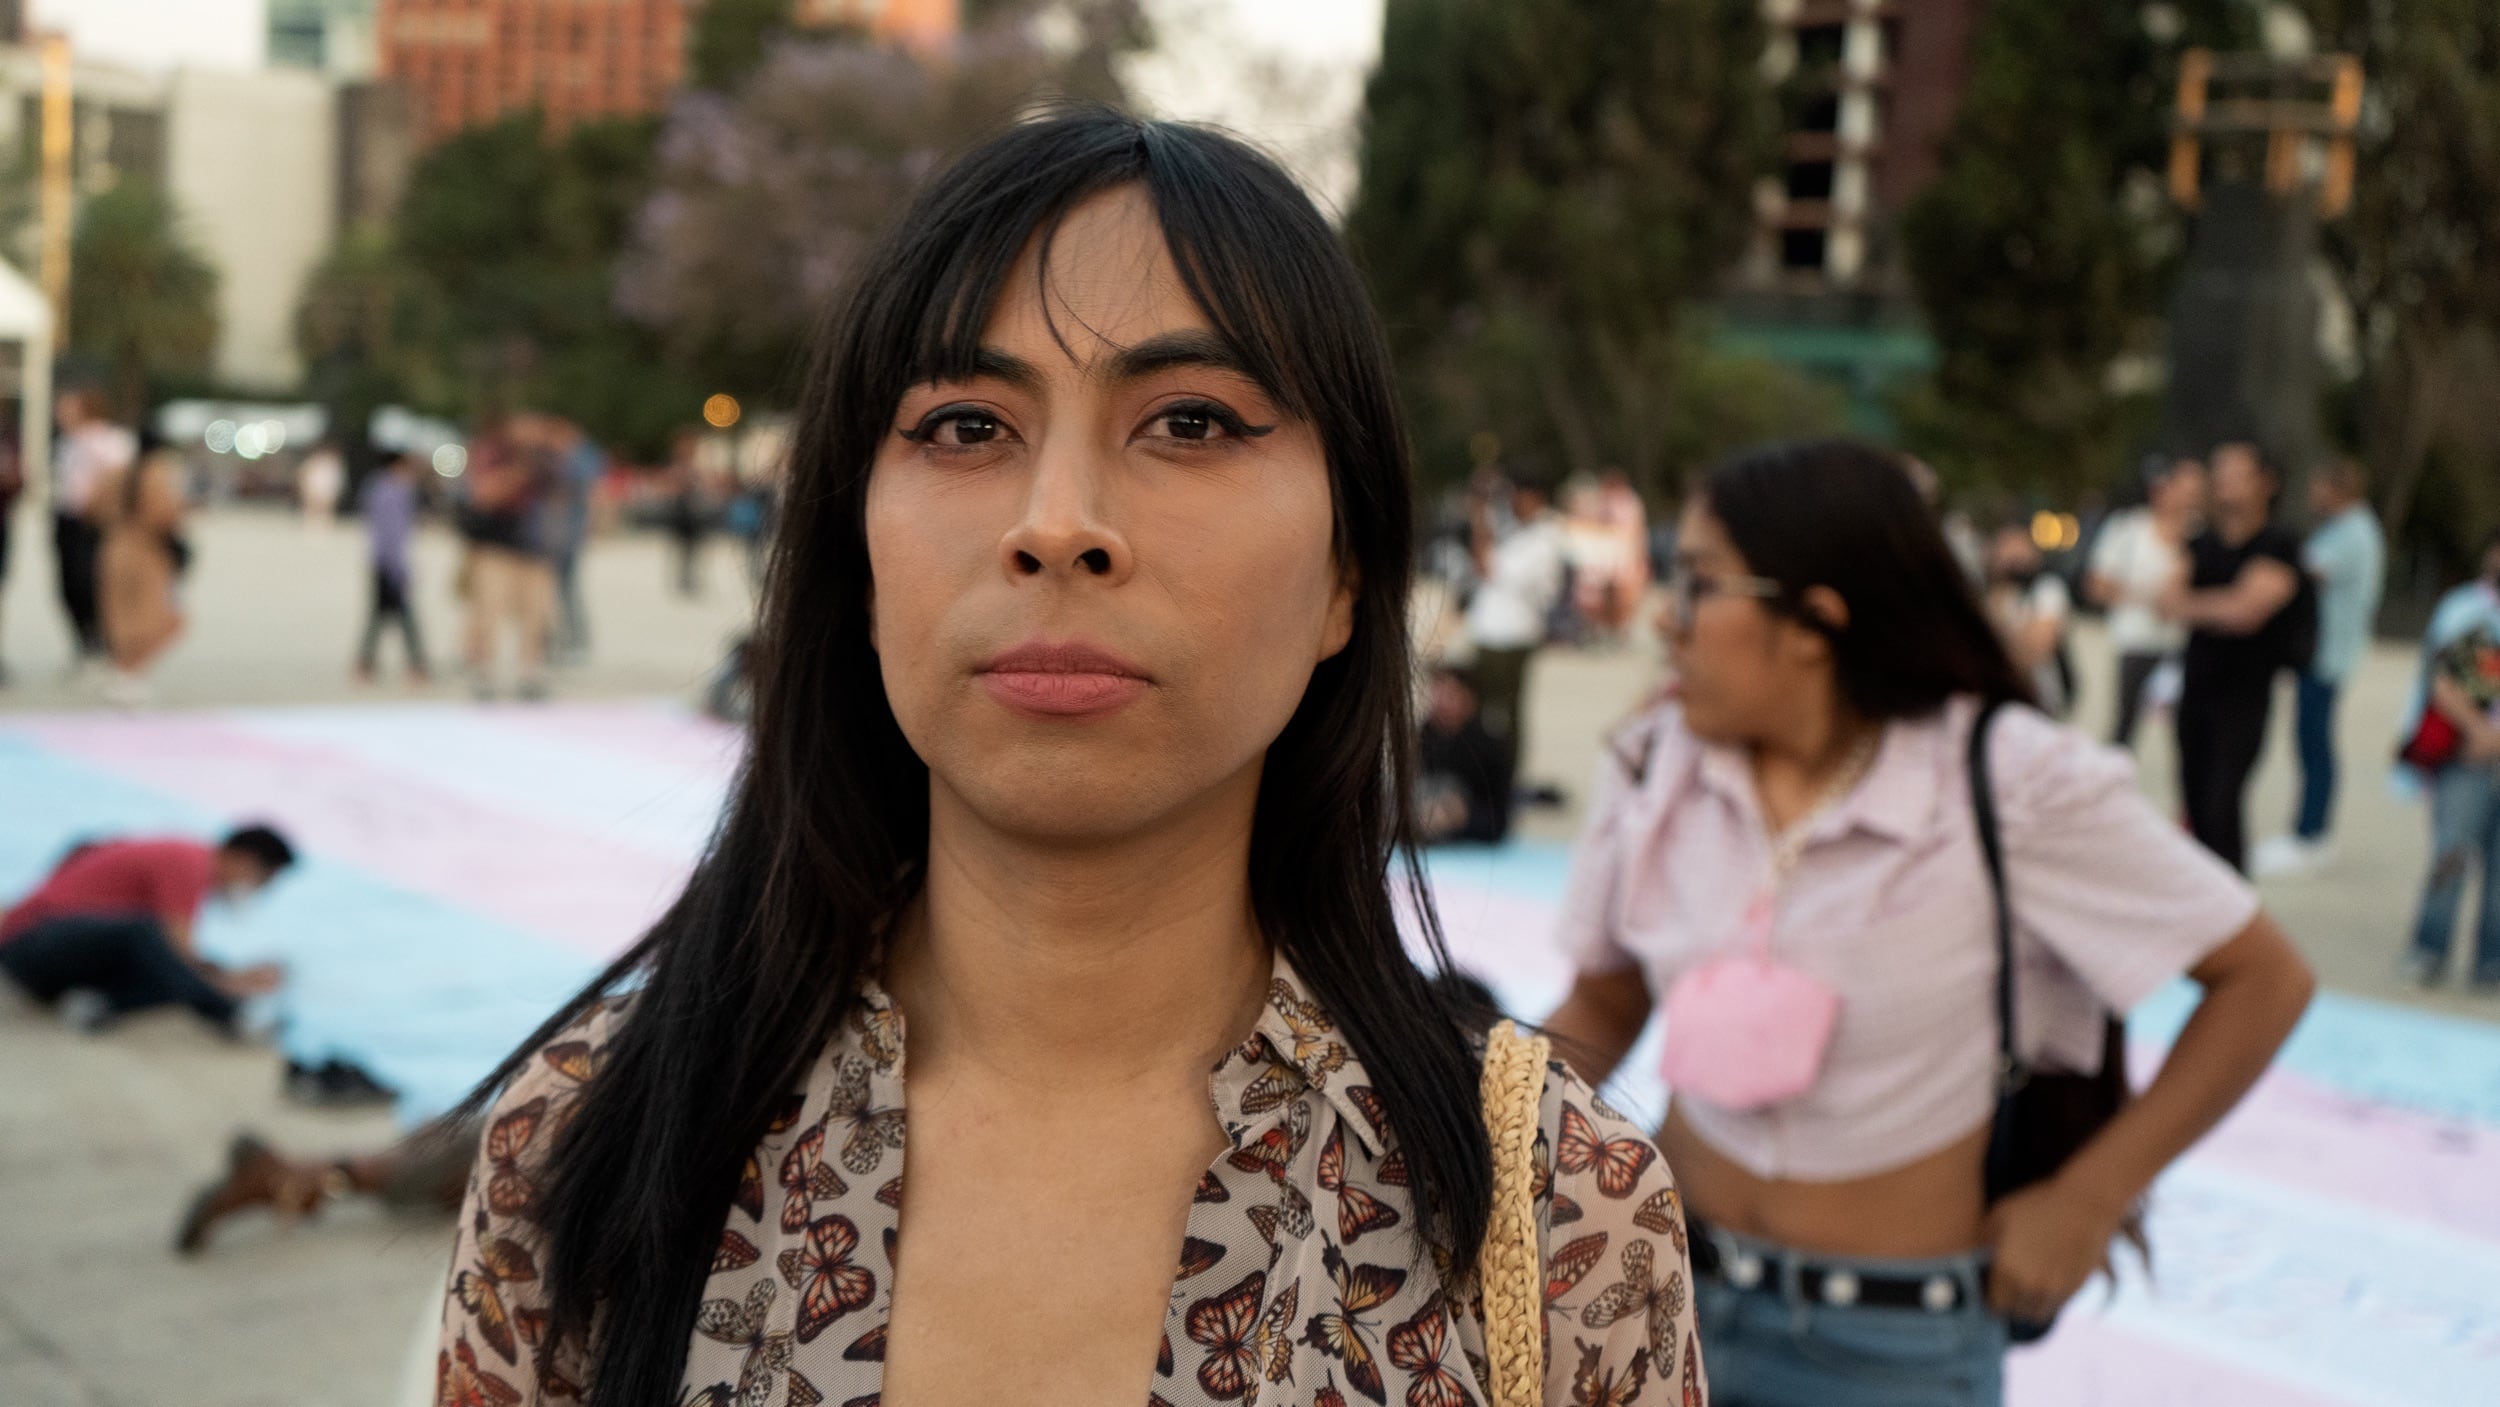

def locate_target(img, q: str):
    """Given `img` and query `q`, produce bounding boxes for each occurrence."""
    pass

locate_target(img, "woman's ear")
[1798,585,1851,637]
[1320,560,1360,660]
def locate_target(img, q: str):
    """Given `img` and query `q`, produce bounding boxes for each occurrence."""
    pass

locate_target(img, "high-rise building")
[270,0,381,78]
[1743,0,1984,294]
[0,47,345,389]
[376,0,692,146]
[1723,0,1986,418]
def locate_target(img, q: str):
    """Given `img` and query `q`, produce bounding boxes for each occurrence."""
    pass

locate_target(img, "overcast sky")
[34,0,267,72]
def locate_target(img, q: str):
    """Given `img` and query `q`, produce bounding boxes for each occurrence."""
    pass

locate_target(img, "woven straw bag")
[1477,1019,1552,1407]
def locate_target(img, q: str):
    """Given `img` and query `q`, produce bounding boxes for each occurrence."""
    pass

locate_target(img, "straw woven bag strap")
[1478,1018,1552,1407]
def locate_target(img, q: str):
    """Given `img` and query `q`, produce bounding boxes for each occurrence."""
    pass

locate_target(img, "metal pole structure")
[31,30,69,515]
[2157,49,2364,518]
[38,31,71,338]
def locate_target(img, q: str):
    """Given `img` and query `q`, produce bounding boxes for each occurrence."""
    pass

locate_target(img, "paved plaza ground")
[0,506,2491,1405]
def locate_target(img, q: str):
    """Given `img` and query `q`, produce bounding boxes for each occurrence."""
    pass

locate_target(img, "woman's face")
[2153,460,2207,517]
[864,186,1354,844]
[1987,527,2041,582]
[1661,499,1833,744]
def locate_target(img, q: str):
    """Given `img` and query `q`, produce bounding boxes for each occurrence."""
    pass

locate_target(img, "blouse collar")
[1225,952,1389,1158]
[1690,705,1951,847]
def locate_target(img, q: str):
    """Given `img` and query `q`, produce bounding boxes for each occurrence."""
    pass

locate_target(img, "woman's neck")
[884,767,1274,1096]
[1748,694,1880,833]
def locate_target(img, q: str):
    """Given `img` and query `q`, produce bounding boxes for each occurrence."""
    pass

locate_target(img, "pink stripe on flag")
[18,715,685,958]
[2008,1309,2359,1407]
[1402,877,1577,1004]
[486,701,748,774]
[2170,1061,2500,1247]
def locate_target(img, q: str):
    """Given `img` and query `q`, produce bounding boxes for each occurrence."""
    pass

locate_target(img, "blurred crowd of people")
[1427,433,2500,1008]
[0,389,783,707]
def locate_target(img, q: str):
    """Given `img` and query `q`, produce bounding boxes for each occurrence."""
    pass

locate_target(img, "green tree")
[618,2,1146,404]
[1345,0,1773,496]
[688,0,805,92]
[296,223,451,466]
[387,111,704,457]
[68,180,220,420]
[2299,0,2500,569]
[1898,1,2244,498]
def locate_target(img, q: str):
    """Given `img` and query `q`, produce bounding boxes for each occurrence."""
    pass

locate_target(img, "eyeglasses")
[1666,565,1785,630]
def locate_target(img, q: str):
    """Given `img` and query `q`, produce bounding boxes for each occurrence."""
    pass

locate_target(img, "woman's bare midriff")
[1660,1106,1993,1258]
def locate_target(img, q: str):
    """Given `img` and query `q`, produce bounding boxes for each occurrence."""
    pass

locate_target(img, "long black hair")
[1700,439,2035,719]
[455,107,1488,1400]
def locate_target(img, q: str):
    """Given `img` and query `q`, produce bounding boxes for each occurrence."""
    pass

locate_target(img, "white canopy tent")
[0,257,53,510]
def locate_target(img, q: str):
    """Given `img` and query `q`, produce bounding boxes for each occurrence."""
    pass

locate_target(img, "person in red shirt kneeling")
[0,825,296,1033]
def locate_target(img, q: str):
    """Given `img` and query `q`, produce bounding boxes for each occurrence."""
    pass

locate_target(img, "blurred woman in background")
[1544,440,2314,1407]
[93,433,190,707]
[1983,521,2073,718]
[2086,456,2204,749]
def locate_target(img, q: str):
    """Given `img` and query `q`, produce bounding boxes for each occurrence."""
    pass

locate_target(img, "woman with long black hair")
[1543,441,2314,1406]
[437,111,1701,1407]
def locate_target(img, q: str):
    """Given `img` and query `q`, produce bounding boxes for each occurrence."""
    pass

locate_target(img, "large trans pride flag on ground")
[3,702,2495,1406]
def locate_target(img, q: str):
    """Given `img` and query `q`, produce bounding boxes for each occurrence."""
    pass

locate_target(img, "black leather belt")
[1687,1217,1980,1314]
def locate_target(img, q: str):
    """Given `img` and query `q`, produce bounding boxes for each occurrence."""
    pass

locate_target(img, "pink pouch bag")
[1659,896,1841,1110]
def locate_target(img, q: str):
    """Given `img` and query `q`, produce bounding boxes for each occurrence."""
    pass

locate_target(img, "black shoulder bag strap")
[1968,699,2025,1118]
[1971,699,2135,1343]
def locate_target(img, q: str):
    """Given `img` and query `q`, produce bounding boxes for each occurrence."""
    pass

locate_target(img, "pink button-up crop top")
[1560,695,2258,1182]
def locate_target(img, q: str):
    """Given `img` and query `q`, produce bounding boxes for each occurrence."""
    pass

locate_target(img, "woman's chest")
[681,1075,1486,1407]
[1622,817,1998,1020]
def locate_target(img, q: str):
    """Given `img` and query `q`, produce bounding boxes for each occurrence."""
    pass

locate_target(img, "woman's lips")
[976,642,1151,719]
[980,670,1149,717]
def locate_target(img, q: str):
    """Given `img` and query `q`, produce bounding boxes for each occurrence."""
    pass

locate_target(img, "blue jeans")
[2411,764,2500,983]
[2293,672,2341,840]
[0,915,239,1028]
[1695,1236,2007,1407]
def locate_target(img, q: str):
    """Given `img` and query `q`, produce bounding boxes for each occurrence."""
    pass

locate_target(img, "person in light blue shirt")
[2401,529,2500,988]
[530,415,608,664]
[2257,460,2385,875]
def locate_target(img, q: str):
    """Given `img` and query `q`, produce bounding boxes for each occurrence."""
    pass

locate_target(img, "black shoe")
[283,1058,397,1108]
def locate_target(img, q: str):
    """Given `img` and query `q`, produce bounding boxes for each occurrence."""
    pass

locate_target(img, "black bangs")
[855,108,1349,427]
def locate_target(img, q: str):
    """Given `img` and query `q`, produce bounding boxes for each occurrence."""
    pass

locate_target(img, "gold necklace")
[1763,728,1885,886]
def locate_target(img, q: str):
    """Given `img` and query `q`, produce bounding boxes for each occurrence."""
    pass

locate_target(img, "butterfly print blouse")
[436,956,1706,1406]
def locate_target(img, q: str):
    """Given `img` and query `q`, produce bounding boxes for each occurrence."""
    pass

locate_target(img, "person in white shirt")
[1986,523,2075,716]
[2254,459,2387,876]
[2085,456,2204,748]
[1465,474,1567,801]
[51,388,137,664]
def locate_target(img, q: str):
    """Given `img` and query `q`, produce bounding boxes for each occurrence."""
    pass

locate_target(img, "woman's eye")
[1159,408,1217,441]
[905,408,1005,447]
[1143,401,1263,445]
[933,411,1000,445]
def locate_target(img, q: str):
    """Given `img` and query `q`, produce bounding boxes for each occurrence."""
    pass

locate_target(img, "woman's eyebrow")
[934,332,1255,394]
[961,346,1043,394]
[1104,330,1251,384]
